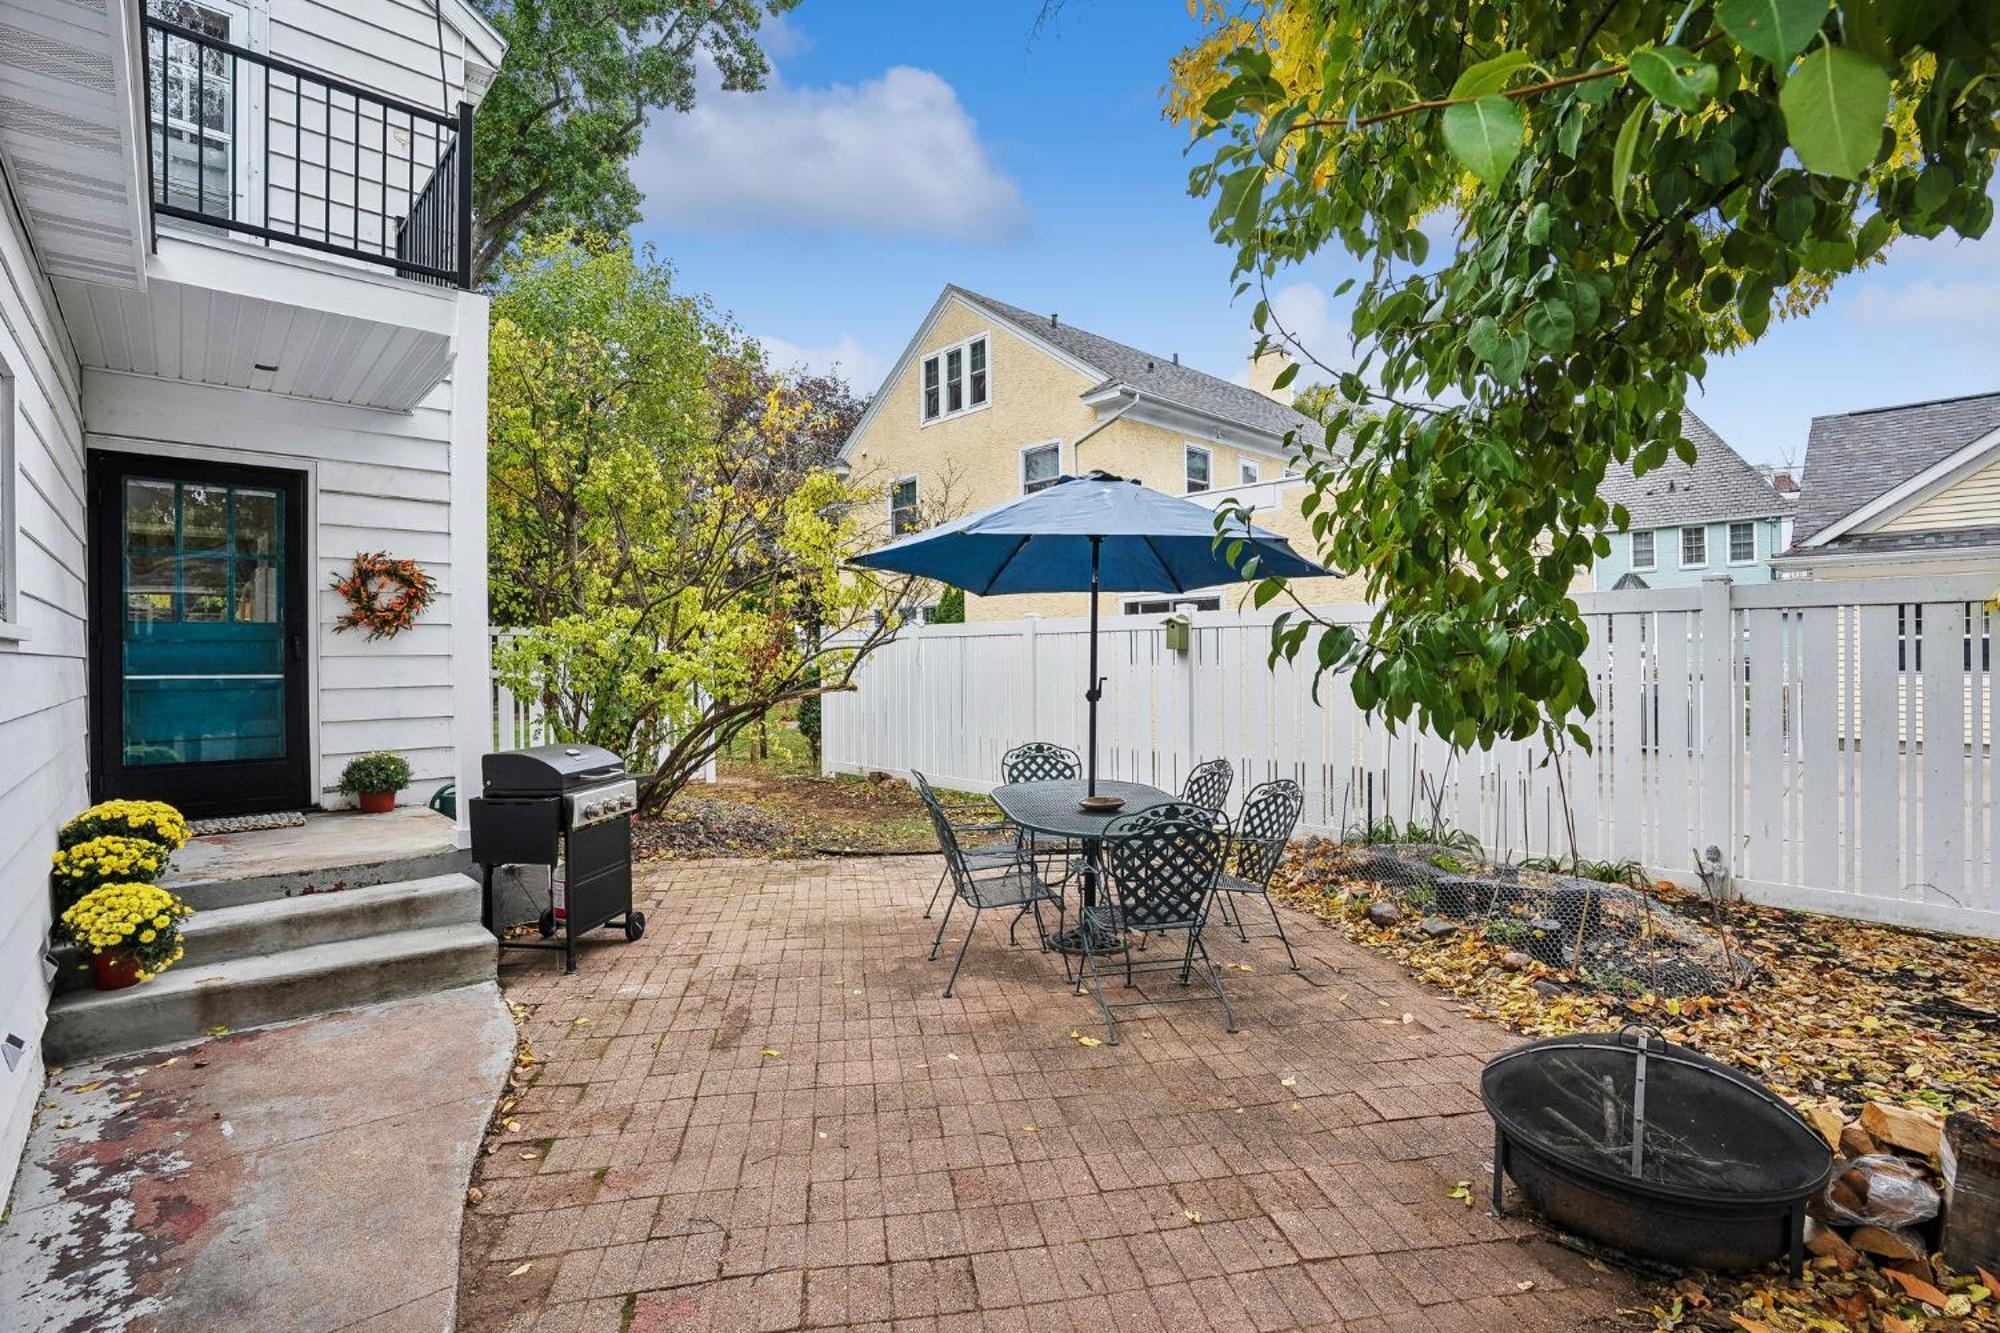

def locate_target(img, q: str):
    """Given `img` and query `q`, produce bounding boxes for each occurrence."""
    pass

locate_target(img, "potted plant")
[51,834,171,914]
[340,751,412,813]
[58,799,190,853]
[58,881,193,991]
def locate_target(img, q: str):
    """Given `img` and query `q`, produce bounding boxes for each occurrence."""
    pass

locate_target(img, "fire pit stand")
[1483,1028,1832,1278]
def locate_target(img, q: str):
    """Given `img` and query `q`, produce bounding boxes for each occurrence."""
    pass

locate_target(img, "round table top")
[989,779,1174,840]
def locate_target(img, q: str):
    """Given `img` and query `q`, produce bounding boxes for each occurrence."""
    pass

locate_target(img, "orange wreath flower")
[331,552,437,640]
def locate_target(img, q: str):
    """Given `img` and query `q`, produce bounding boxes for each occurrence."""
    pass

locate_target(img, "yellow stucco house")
[840,285,1363,621]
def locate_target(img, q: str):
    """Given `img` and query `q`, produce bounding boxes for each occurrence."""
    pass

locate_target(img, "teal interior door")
[90,454,310,815]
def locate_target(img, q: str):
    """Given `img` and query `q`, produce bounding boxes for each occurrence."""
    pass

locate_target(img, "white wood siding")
[84,352,482,808]
[0,168,89,1198]
[1880,451,2000,533]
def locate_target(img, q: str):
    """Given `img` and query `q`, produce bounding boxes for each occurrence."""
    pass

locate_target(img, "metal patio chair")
[1213,778,1305,970]
[1181,758,1235,813]
[999,741,1085,889]
[921,787,1018,920]
[1075,802,1237,1045]
[915,770,1062,998]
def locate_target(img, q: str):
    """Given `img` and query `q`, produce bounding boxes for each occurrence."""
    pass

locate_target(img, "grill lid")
[483,743,627,795]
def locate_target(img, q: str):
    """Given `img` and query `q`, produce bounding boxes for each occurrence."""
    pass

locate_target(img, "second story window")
[890,477,919,535]
[1630,529,1655,570]
[1680,525,1707,567]
[1022,442,1061,494]
[1239,459,1261,485]
[1185,444,1211,494]
[920,335,990,423]
[1729,521,1756,563]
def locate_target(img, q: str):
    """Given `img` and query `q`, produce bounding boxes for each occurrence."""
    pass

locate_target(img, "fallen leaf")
[1279,1074,1298,1089]
[504,1119,521,1132]
[758,1048,782,1058]
[1729,1318,1776,1333]
[1882,1268,1950,1308]
[466,1187,484,1205]
[571,1017,591,1026]
[1068,1029,1103,1048]
[519,1151,540,1161]
[1021,1125,1038,1133]
[205,1025,229,1037]
[507,1262,533,1277]
[1980,1266,2000,1298]
[1446,1181,1473,1208]
[1224,962,1255,973]
[1182,1209,1202,1224]
[70,1080,104,1093]
[1515,1281,1535,1292]
[945,1053,960,1061]
[1400,1013,1414,1024]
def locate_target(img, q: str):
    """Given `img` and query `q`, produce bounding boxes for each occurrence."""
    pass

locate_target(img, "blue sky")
[630,1,2000,469]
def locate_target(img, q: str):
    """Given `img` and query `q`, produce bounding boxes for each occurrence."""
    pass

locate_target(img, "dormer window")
[920,335,989,423]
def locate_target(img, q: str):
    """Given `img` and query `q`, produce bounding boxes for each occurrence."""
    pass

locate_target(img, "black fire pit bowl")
[1482,1029,1832,1277]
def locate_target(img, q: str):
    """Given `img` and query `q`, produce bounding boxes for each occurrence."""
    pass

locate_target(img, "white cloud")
[1264,281,1355,374]
[755,331,889,390]
[1846,226,2000,334]
[634,65,1025,240]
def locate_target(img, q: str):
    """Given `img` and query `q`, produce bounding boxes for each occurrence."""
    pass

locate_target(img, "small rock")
[1861,1101,1945,1159]
[1420,917,1457,939]
[1499,951,1534,972]
[1849,1224,1927,1262]
[1532,980,1564,999]
[1365,901,1402,928]
[1840,1122,1879,1159]
[1803,1218,1858,1264]
[865,770,893,785]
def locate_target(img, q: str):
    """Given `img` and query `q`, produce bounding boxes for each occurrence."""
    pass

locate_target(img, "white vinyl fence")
[489,632,717,783]
[824,573,1999,939]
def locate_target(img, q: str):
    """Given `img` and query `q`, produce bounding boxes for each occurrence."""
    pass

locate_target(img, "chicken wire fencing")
[1329,841,1753,998]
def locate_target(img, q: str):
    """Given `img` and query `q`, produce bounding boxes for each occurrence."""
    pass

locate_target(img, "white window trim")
[0,364,19,643]
[1019,439,1062,494]
[1679,525,1708,569]
[1124,596,1221,616]
[918,331,992,426]
[888,474,919,534]
[1238,459,1261,485]
[1628,528,1656,573]
[1184,442,1213,494]
[1726,520,1758,565]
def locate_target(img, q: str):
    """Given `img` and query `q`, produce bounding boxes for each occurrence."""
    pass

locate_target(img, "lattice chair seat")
[913,769,1064,998]
[1212,779,1305,969]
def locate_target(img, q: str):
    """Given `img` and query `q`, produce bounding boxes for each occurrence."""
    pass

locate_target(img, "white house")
[0,0,503,1189]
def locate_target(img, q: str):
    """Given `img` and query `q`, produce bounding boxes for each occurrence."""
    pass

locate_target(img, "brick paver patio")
[457,856,1641,1332]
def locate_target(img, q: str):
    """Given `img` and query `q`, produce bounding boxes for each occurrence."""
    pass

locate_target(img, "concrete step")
[168,845,471,912]
[52,874,481,996]
[162,807,470,911]
[43,923,498,1064]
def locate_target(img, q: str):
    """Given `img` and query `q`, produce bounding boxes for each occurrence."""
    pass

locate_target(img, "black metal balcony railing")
[144,15,473,289]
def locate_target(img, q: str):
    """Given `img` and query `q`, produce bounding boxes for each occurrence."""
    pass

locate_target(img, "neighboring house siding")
[1877,453,2000,533]
[846,296,1356,621]
[266,0,480,110]
[0,174,89,1195]
[1593,516,1788,588]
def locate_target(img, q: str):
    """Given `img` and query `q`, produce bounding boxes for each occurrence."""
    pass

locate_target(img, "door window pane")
[126,479,177,546]
[234,557,280,621]
[235,488,279,554]
[181,484,228,549]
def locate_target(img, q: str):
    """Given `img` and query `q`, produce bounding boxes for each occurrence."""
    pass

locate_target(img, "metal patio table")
[990,778,1173,954]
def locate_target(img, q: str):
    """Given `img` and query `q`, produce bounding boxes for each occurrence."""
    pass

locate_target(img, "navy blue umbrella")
[852,471,1329,793]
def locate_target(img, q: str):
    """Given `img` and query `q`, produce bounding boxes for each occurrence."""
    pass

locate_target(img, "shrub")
[58,800,189,852]
[58,882,193,980]
[338,751,413,795]
[51,835,170,914]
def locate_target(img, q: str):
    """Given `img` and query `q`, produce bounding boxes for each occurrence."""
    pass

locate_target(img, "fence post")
[1698,574,1737,889]
[1023,615,1040,741]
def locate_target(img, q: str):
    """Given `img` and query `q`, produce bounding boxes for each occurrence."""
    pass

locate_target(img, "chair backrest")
[1181,758,1235,812]
[1001,741,1082,785]
[1104,805,1228,931]
[912,770,973,894]
[1234,779,1304,888]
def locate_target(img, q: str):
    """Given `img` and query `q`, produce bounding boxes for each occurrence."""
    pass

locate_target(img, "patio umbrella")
[850,470,1330,794]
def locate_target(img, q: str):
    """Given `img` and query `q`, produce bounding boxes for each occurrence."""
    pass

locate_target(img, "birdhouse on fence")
[1161,611,1192,654]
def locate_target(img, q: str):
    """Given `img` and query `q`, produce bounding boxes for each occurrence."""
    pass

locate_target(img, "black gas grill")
[470,743,644,973]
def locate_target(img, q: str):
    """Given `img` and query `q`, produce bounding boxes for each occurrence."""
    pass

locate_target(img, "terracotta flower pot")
[358,791,396,814]
[92,950,143,992]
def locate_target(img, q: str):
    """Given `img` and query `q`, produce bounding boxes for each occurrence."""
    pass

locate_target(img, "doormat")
[187,811,309,837]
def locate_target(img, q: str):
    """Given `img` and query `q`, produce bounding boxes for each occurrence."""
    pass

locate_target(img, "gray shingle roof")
[950,287,1319,445]
[1793,391,2000,546]
[1597,411,1786,528]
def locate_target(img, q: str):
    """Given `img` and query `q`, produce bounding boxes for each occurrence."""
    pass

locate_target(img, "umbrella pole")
[1086,535,1102,796]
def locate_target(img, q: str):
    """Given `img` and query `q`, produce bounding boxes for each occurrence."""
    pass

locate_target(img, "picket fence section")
[823,573,1999,939]
[489,632,717,784]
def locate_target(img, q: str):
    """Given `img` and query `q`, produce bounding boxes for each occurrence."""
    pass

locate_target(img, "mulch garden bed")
[1274,837,2000,1331]
[633,765,996,860]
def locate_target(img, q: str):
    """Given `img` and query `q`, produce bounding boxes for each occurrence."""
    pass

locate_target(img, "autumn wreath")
[331,551,437,640]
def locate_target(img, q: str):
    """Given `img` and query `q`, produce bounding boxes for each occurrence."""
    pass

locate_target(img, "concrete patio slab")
[0,982,514,1333]
[457,856,1644,1332]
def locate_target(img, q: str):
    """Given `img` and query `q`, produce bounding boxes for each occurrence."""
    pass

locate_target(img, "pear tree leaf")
[1629,46,1719,112]
[1716,0,1830,66]
[1780,45,1891,180]
[1442,95,1525,188]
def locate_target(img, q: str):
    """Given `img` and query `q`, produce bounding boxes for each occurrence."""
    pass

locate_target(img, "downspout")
[1070,389,1138,468]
